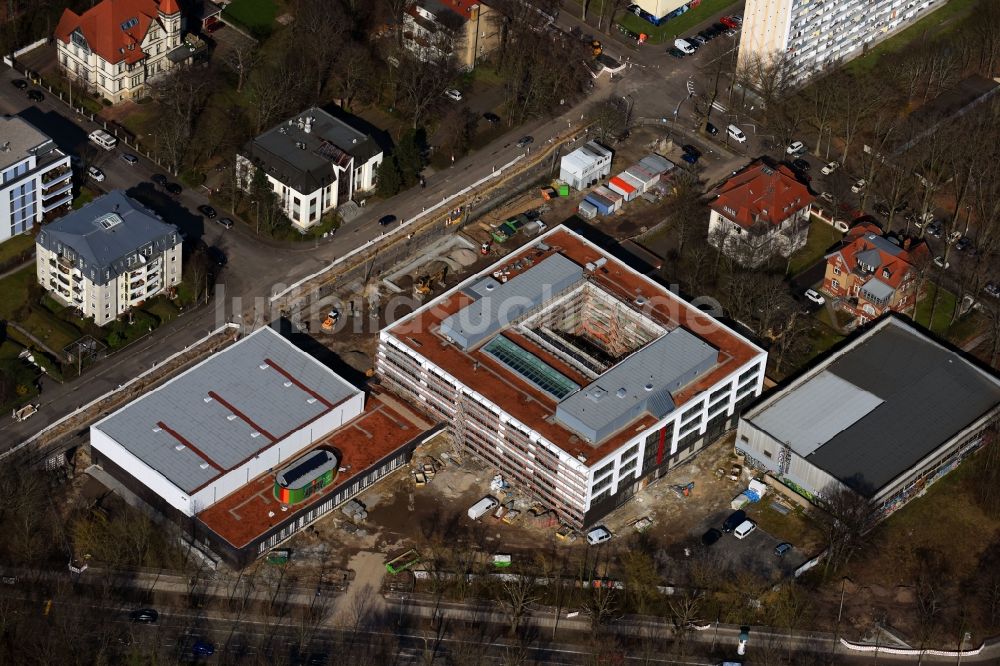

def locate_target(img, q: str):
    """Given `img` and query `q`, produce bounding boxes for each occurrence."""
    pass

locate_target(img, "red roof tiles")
[709,160,814,229]
[55,0,179,66]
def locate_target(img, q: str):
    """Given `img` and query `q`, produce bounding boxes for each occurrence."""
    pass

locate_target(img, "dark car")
[151,174,168,186]
[120,153,139,166]
[667,47,687,59]
[516,135,534,148]
[775,542,793,557]
[681,152,698,165]
[682,144,702,158]
[712,22,728,32]
[129,608,158,623]
[207,246,227,266]
[11,79,27,90]
[691,35,707,45]
[701,528,722,546]
[205,21,225,33]
[217,217,234,230]
[873,202,891,217]
[791,158,811,172]
[165,182,182,195]
[378,214,397,226]
[927,221,943,238]
[483,112,501,125]
[198,205,217,219]
[705,122,719,135]
[26,89,44,102]
[192,639,215,656]
[698,29,715,41]
[955,236,973,252]
[722,510,746,533]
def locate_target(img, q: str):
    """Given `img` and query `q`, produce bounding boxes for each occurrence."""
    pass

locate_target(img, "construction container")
[608,175,638,201]
[558,183,570,197]
[593,186,623,211]
[578,200,598,218]
[273,447,338,505]
[619,171,645,192]
[583,194,612,216]
[639,154,674,175]
[624,165,659,192]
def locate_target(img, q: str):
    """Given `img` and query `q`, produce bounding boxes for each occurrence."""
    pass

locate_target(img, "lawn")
[914,282,957,335]
[0,233,35,270]
[787,218,843,276]
[615,0,742,45]
[846,0,977,74]
[141,297,180,324]
[20,309,81,354]
[0,266,35,320]
[222,0,278,36]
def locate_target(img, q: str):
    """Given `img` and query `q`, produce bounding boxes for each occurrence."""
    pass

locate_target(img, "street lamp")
[251,199,260,235]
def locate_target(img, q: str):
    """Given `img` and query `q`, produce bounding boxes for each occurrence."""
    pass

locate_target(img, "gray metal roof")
[440,253,584,350]
[95,326,361,494]
[639,154,674,174]
[36,191,180,286]
[750,371,883,458]
[860,278,894,303]
[747,317,1000,497]
[244,107,381,195]
[0,115,56,171]
[555,327,718,443]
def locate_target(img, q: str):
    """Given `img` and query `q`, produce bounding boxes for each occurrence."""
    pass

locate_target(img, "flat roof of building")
[0,115,55,171]
[744,316,1000,496]
[94,326,362,494]
[383,226,764,465]
[196,392,433,549]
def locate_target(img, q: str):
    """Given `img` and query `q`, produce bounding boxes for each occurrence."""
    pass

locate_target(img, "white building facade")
[54,0,183,104]
[35,191,182,325]
[0,116,72,243]
[738,0,946,81]
[560,141,613,191]
[238,109,383,231]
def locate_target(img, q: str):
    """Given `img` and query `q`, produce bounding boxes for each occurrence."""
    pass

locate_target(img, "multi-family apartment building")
[738,0,945,82]
[377,226,767,528]
[0,116,72,243]
[707,160,814,268]
[55,0,183,104]
[402,0,500,70]
[822,220,929,326]
[35,191,182,325]
[237,108,382,232]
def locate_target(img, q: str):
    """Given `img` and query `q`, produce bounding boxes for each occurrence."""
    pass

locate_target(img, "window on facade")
[833,266,841,275]
[763,449,772,459]
[831,278,840,290]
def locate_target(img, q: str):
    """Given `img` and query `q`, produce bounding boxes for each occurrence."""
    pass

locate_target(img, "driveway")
[695,508,807,582]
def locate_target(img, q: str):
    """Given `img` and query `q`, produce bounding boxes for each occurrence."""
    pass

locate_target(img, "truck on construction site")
[468,495,499,520]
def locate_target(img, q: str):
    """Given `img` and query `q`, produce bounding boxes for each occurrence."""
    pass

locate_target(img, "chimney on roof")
[903,237,912,250]
[0,142,9,152]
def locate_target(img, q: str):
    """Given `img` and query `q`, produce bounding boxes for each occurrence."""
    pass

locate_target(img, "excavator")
[413,263,448,298]
[320,308,340,333]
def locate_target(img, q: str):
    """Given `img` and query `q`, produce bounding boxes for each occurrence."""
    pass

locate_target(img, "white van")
[727,124,747,143]
[674,38,697,55]
[733,519,757,539]
[467,495,499,520]
[88,129,117,151]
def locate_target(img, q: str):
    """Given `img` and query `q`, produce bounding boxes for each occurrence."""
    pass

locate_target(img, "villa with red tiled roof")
[402,0,500,70]
[55,0,184,104]
[707,159,815,268]
[822,221,931,326]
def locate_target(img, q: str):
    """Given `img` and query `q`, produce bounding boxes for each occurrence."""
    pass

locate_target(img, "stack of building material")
[341,499,368,522]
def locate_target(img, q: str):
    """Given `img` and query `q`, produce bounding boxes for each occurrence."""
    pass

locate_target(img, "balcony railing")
[41,166,71,184]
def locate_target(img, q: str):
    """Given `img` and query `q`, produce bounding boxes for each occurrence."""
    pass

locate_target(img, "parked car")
[378,214,397,226]
[913,211,934,229]
[586,526,612,545]
[207,246,227,267]
[955,236,973,252]
[786,140,805,155]
[933,256,949,269]
[820,191,834,203]
[516,135,534,148]
[926,221,943,238]
[205,21,225,33]
[198,205,217,219]
[705,122,718,135]
[690,35,707,45]
[483,112,501,124]
[701,528,722,546]
[947,230,962,244]
[191,639,215,656]
[120,153,139,166]
[791,158,810,172]
[733,519,757,539]
[775,542,793,557]
[820,161,840,175]
[165,182,182,195]
[667,47,687,59]
[151,174,168,186]
[984,283,1000,299]
[11,79,27,89]
[681,152,698,165]
[674,38,697,54]
[804,289,825,306]
[444,88,463,102]
[217,217,234,230]
[129,608,158,623]
[722,510,746,533]
[851,179,866,193]
[682,144,702,158]
[712,22,728,32]
[26,89,44,102]
[720,16,740,28]
[727,124,747,143]
[86,166,105,182]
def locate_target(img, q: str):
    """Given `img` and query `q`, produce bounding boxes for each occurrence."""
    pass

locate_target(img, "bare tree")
[583,585,619,630]
[396,54,457,129]
[819,484,879,578]
[222,38,260,92]
[496,574,539,635]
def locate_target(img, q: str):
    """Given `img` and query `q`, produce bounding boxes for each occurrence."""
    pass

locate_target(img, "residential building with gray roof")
[736,315,1000,518]
[236,107,382,231]
[35,190,182,325]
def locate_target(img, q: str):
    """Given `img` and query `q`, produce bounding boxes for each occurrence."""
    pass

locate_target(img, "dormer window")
[882,268,890,279]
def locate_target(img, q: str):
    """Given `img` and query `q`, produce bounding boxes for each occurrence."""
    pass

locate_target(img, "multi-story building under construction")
[377,226,767,527]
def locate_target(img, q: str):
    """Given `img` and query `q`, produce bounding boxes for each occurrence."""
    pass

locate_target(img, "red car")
[720,16,741,29]
[205,20,225,33]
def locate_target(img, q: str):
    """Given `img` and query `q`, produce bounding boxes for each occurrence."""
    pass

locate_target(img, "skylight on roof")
[96,212,123,230]
[121,17,139,31]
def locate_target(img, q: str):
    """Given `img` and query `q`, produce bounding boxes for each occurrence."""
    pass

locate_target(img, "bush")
[105,310,160,350]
